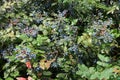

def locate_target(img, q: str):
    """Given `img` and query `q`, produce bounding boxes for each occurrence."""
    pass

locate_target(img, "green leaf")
[98,54,110,62]
[77,33,92,46]
[10,65,17,72]
[63,0,68,3]
[78,64,88,71]
[4,56,16,62]
[76,64,89,77]
[0,78,3,80]
[107,5,119,14]
[90,72,100,79]
[4,70,10,78]
[3,63,10,69]
[99,68,113,80]
[43,71,52,76]
[32,40,37,45]
[10,71,19,77]
[43,30,48,35]
[35,49,45,53]
[57,73,66,78]
[89,67,95,74]
[97,61,109,67]
[18,34,28,40]
[71,19,78,25]
[5,77,14,80]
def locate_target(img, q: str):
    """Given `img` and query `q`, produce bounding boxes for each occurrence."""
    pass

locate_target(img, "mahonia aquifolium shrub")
[0,0,120,80]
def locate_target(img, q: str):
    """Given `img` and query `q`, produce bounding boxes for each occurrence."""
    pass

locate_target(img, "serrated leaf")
[97,61,109,67]
[98,54,110,62]
[99,68,113,80]
[76,64,89,76]
[10,71,19,77]
[89,67,95,74]
[39,58,56,70]
[90,72,100,79]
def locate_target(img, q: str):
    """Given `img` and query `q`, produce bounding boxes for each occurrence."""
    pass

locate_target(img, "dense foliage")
[0,0,120,80]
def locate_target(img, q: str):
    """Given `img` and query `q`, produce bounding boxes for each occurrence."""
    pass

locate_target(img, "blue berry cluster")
[58,10,68,17]
[22,27,38,37]
[68,44,79,54]
[0,44,14,57]
[92,19,113,44]
[15,47,36,62]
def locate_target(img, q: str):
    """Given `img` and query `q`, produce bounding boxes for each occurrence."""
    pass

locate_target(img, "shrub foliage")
[0,0,120,80]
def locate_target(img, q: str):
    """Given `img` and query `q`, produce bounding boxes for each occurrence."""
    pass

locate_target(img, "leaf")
[78,64,88,71]
[43,30,48,35]
[4,56,16,62]
[3,63,10,69]
[0,78,2,80]
[39,58,56,70]
[10,70,19,77]
[98,54,110,62]
[71,19,78,25]
[89,67,95,74]
[97,61,109,67]
[32,40,37,45]
[107,5,119,14]
[18,34,28,40]
[77,33,92,46]
[6,77,14,80]
[36,35,47,45]
[99,68,113,80]
[57,73,66,78]
[90,72,100,79]
[10,65,17,71]
[113,68,120,74]
[27,76,33,80]
[63,0,68,3]
[16,77,27,80]
[4,73,9,79]
[43,71,52,76]
[25,61,32,69]
[76,64,89,77]
[35,50,45,53]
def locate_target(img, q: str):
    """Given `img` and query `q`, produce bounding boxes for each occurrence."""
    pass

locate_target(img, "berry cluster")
[0,44,14,57]
[92,19,113,44]
[22,27,38,37]
[68,45,79,54]
[15,47,36,62]
[58,10,68,17]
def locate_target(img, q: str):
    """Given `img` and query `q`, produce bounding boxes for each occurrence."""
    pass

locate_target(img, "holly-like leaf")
[39,58,56,70]
[98,54,110,62]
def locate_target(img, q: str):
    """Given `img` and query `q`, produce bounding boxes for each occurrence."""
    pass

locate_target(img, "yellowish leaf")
[39,58,56,70]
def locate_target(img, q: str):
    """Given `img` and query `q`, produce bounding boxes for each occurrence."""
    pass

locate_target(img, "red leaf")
[16,77,27,80]
[25,61,32,69]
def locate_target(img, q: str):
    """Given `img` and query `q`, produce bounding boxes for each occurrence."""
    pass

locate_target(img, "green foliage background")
[0,0,120,80]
